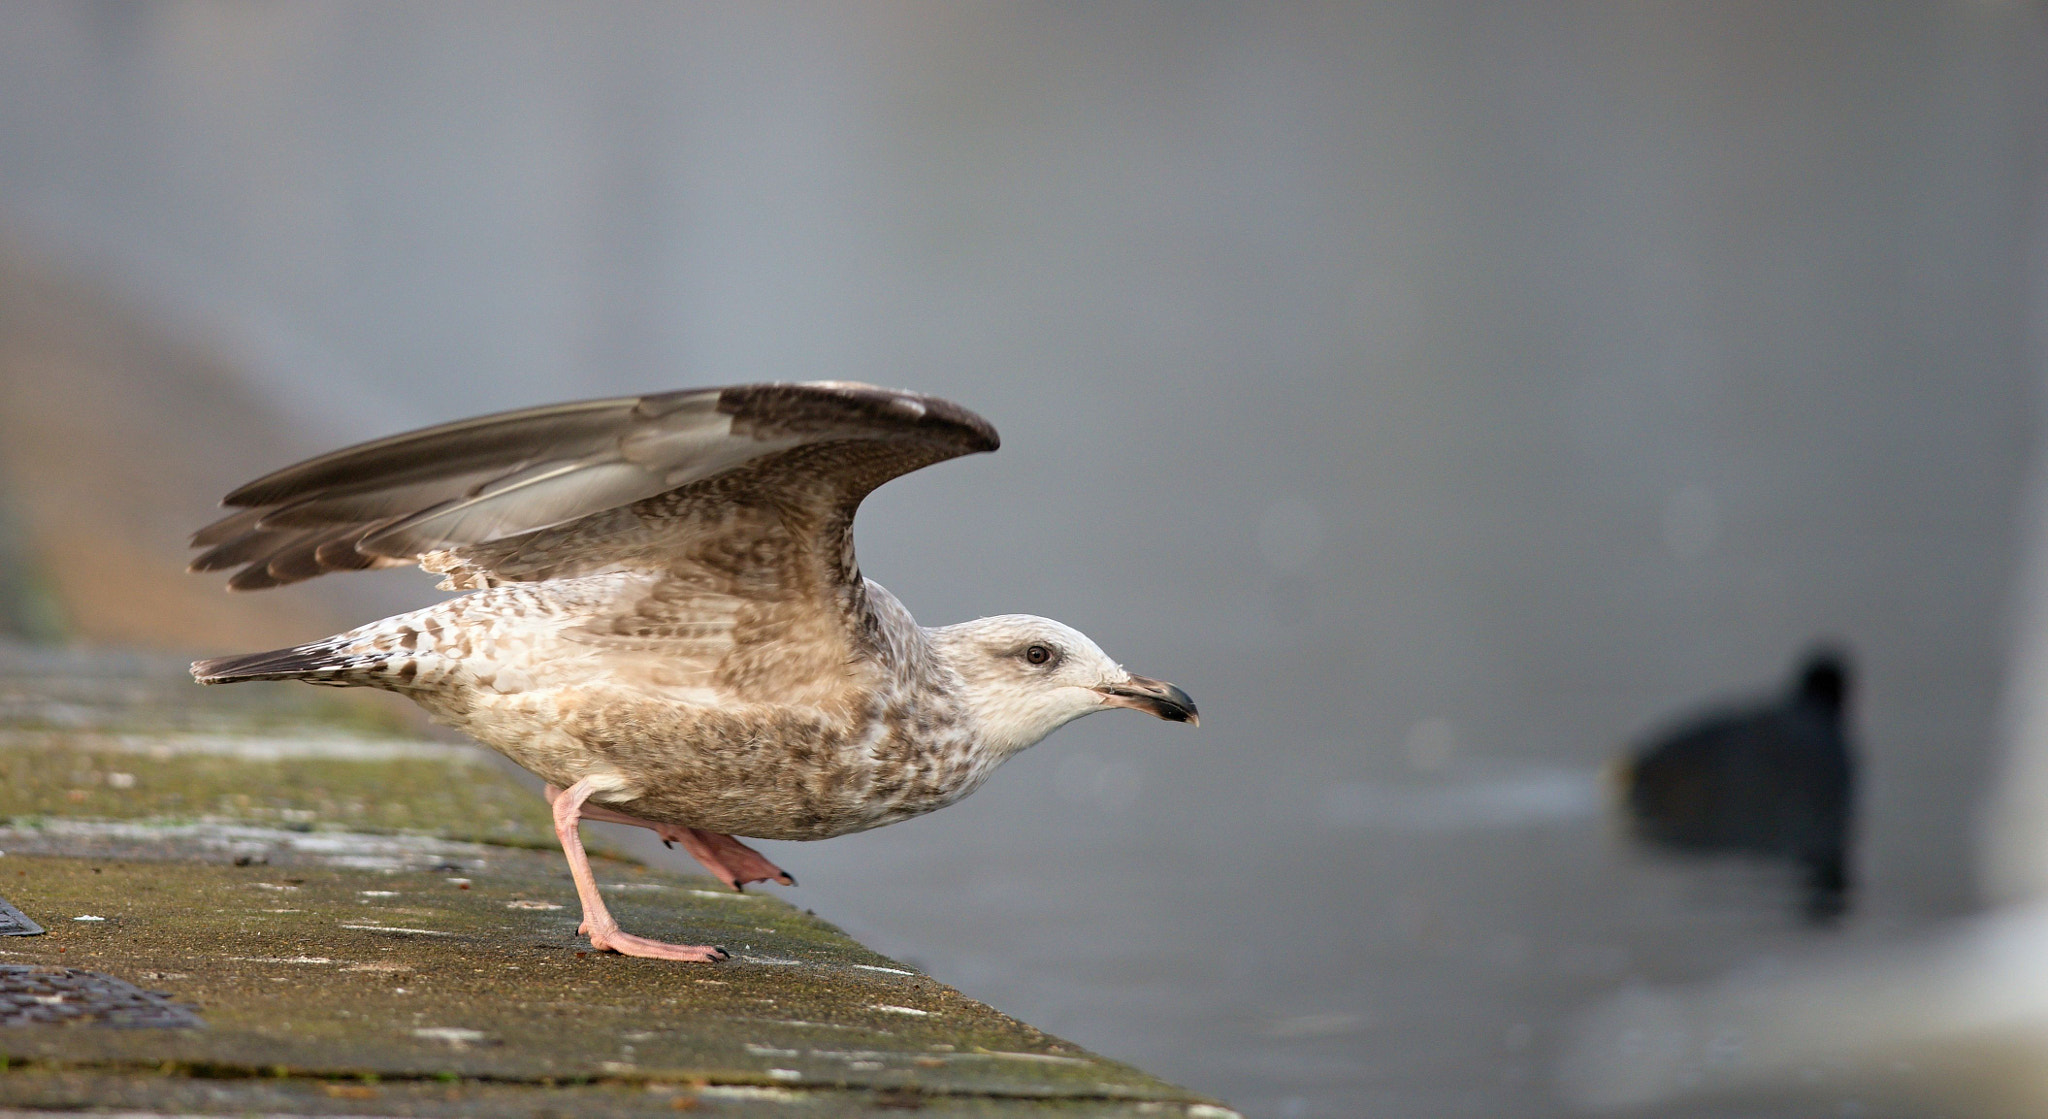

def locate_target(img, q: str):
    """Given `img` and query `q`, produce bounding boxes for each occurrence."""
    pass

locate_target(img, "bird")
[1620,648,1856,923]
[1565,507,2048,1118]
[185,382,1197,961]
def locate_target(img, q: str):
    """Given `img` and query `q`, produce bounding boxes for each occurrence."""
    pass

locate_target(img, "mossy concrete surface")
[0,1069,1210,1118]
[0,647,1237,1117]
[0,733,560,850]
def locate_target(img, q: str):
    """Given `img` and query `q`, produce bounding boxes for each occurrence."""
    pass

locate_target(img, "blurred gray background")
[0,4,2042,1117]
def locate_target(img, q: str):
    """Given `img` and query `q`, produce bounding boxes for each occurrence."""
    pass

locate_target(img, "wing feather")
[191,524,297,573]
[190,506,267,548]
[357,459,659,557]
[221,393,693,506]
[251,466,510,528]
[189,382,998,594]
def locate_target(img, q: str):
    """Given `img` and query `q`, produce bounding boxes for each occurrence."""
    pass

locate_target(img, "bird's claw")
[587,927,728,962]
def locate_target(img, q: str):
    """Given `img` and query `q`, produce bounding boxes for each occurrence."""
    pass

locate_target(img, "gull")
[187,382,1197,961]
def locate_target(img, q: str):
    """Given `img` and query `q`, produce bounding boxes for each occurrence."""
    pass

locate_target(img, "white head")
[930,614,1198,759]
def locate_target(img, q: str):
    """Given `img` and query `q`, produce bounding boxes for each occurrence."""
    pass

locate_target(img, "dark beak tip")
[1096,678,1199,727]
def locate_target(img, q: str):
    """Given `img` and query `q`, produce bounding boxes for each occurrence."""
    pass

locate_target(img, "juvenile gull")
[188,382,1196,961]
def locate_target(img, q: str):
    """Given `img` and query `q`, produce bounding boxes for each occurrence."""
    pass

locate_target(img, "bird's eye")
[1025,644,1053,666]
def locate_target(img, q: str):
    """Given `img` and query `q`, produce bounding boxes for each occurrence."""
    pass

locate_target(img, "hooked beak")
[1094,674,1199,726]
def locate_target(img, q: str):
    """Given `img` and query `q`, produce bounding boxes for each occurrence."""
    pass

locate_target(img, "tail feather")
[191,638,360,685]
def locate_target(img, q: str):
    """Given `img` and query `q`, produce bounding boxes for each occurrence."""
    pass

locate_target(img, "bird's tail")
[192,636,372,685]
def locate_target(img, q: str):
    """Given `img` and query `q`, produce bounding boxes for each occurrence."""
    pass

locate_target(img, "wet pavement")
[0,643,1235,1117]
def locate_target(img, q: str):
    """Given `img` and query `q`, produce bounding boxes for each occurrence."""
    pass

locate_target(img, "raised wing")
[190,382,998,592]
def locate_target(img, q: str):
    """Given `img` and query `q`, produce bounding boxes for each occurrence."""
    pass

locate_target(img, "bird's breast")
[518,686,984,840]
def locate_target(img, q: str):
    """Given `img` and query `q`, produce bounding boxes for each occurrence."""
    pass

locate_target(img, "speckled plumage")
[188,382,1196,960]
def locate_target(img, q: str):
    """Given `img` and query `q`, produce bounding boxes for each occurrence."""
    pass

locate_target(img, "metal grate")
[0,965,203,1028]
[0,895,42,936]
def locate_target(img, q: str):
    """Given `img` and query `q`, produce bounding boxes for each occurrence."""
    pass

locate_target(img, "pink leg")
[545,785,795,892]
[550,778,727,962]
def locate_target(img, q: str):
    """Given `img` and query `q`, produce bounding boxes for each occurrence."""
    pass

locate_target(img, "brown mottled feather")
[189,382,995,596]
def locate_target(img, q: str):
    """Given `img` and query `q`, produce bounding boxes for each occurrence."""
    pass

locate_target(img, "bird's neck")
[858,578,941,688]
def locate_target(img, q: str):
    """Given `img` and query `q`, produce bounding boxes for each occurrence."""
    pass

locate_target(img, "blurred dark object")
[1623,649,1856,924]
[0,895,41,937]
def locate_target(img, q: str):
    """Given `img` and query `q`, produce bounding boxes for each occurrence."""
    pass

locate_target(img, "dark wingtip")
[719,382,1000,456]
[897,387,999,453]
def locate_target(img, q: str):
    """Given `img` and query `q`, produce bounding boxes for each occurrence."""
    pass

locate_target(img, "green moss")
[0,741,559,848]
[0,1068,1187,1116]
